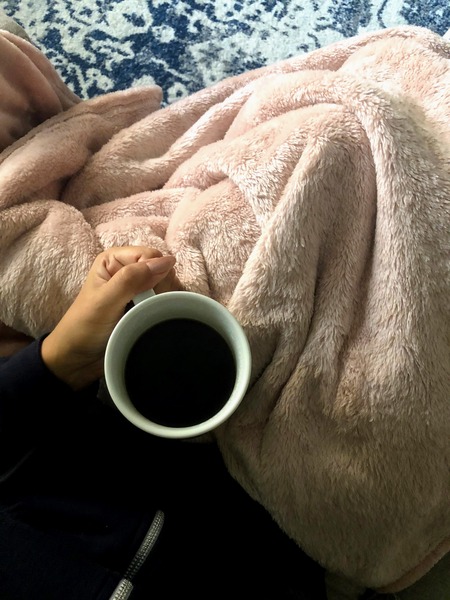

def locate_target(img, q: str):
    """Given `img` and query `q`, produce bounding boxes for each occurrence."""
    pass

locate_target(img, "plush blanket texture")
[0,24,449,593]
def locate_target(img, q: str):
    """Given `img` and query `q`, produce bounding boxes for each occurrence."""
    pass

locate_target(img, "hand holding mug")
[41,246,180,390]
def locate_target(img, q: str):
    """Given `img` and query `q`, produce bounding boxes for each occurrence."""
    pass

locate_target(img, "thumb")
[104,255,176,306]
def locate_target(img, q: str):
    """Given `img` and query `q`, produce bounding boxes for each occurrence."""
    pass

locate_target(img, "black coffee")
[124,318,236,427]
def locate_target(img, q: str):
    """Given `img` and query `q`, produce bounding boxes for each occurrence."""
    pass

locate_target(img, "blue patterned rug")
[3,0,450,104]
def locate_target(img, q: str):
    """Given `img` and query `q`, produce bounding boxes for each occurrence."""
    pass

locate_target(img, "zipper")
[109,509,165,600]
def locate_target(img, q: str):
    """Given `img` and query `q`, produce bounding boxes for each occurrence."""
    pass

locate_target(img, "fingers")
[154,266,183,294]
[96,249,176,307]
[144,255,176,276]
[76,246,179,322]
[96,246,163,281]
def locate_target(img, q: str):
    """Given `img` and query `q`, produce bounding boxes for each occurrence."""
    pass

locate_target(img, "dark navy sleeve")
[0,336,98,481]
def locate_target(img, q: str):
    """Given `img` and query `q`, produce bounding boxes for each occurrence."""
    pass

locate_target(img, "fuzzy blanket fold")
[0,26,449,592]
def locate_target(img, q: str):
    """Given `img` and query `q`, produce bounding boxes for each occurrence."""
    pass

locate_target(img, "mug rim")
[104,291,251,439]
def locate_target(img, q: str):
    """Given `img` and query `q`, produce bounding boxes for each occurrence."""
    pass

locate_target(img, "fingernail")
[146,255,176,274]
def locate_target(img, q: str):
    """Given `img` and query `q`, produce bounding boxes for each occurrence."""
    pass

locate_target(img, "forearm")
[0,337,76,416]
[0,337,98,479]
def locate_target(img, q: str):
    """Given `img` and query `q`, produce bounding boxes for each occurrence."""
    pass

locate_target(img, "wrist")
[41,331,86,391]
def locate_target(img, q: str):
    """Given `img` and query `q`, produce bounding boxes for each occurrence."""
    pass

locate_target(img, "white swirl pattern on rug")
[4,0,450,103]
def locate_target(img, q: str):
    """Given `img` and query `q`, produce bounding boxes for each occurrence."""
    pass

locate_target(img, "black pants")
[1,406,326,600]
[131,436,327,600]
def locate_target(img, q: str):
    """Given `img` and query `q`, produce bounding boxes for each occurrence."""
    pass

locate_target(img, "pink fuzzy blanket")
[0,25,449,592]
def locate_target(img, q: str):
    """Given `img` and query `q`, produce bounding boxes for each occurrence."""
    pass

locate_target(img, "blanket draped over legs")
[0,25,449,594]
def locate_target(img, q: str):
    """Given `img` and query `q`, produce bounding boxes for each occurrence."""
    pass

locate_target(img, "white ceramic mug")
[104,289,251,439]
